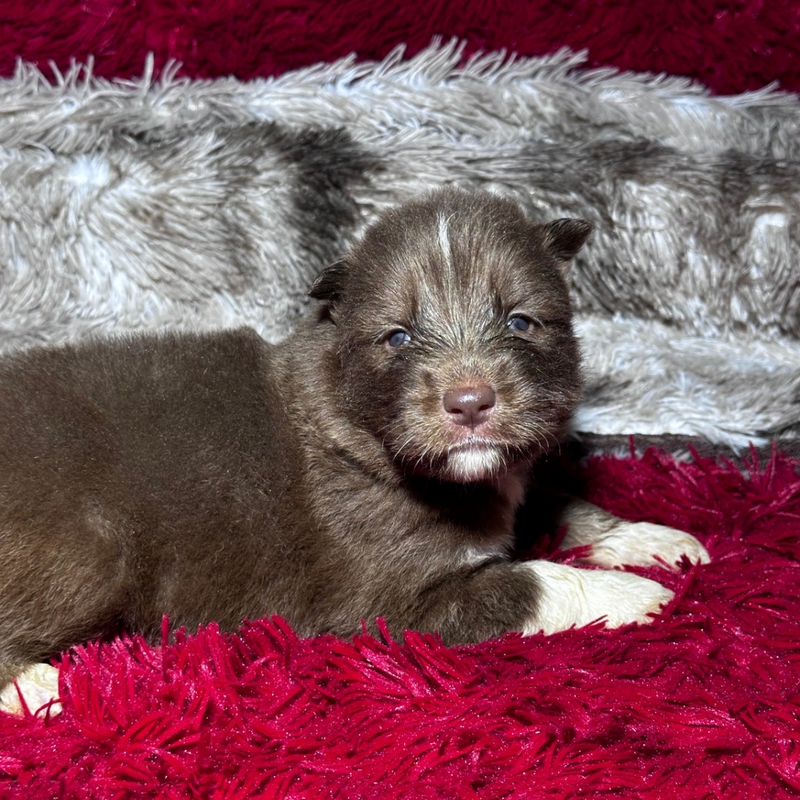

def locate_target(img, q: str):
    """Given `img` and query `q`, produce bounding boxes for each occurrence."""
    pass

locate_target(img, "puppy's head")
[309,188,591,483]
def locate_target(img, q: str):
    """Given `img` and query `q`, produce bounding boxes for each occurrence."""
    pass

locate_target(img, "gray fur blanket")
[2,43,798,449]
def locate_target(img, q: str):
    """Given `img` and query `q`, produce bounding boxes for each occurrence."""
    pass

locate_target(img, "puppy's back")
[0,328,280,512]
[0,328,306,686]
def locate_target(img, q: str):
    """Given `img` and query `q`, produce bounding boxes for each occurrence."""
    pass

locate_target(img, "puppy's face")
[310,189,590,483]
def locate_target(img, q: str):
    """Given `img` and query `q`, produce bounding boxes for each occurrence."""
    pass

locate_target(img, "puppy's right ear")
[308,259,348,302]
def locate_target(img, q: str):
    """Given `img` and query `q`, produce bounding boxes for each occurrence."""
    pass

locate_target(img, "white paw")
[0,663,62,717]
[521,560,674,635]
[577,521,710,570]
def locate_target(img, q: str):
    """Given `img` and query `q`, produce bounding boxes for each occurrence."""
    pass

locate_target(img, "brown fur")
[0,189,592,690]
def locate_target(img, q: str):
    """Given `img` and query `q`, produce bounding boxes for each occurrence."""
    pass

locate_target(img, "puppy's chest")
[307,455,517,565]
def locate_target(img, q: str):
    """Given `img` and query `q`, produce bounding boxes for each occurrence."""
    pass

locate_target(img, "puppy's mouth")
[390,428,531,484]
[389,389,544,482]
[444,439,507,483]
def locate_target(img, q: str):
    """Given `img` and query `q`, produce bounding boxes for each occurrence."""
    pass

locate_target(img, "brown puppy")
[0,189,706,713]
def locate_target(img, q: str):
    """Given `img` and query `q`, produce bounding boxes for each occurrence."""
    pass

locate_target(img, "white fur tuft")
[559,499,710,569]
[520,561,674,635]
[562,519,710,569]
[436,213,452,268]
[0,663,61,717]
[447,446,502,481]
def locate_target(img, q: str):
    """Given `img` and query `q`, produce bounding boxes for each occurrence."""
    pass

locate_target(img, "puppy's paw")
[0,663,62,717]
[577,521,710,570]
[521,560,674,635]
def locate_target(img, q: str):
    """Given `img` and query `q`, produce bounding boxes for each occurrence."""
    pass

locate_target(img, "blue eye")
[387,330,411,347]
[507,315,532,332]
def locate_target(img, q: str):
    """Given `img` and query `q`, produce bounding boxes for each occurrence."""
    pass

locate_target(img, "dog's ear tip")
[308,259,349,301]
[541,218,594,262]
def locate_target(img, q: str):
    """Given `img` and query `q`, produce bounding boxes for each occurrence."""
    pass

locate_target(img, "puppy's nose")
[443,385,496,428]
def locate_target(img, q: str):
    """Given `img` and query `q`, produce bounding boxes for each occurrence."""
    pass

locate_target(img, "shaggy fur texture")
[0,449,797,799]
[1,45,799,448]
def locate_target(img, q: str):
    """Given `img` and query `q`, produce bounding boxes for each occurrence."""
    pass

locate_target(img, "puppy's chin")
[444,445,504,483]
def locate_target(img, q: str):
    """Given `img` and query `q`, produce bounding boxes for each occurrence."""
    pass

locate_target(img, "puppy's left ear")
[308,258,349,302]
[540,219,594,267]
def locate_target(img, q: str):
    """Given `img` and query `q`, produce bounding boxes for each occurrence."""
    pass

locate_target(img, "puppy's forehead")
[349,192,556,319]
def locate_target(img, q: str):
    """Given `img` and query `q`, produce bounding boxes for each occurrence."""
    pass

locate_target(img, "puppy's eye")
[386,330,411,348]
[507,315,533,333]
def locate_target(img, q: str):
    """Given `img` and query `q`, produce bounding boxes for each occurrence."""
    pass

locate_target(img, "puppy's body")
[0,190,706,704]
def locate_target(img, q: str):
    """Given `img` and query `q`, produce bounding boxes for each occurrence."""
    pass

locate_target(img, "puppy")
[0,189,707,714]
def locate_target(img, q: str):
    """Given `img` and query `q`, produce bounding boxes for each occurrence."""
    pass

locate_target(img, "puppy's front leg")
[520,560,675,634]
[0,663,61,717]
[414,557,674,643]
[559,499,710,569]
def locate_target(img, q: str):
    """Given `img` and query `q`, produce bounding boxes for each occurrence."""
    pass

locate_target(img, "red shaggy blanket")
[1,449,798,799]
[1,0,799,94]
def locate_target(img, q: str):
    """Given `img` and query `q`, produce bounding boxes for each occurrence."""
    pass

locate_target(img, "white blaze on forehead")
[430,210,490,339]
[437,213,453,269]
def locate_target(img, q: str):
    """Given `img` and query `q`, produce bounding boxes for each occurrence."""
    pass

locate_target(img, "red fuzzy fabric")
[1,449,799,798]
[0,0,799,93]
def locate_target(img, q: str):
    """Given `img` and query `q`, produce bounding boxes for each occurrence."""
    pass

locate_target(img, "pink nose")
[443,385,496,428]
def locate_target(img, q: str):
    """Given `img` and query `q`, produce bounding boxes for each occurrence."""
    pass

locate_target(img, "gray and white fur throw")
[2,43,798,450]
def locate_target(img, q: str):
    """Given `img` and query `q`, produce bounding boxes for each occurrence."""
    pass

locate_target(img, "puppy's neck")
[279,316,402,482]
[492,469,528,510]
